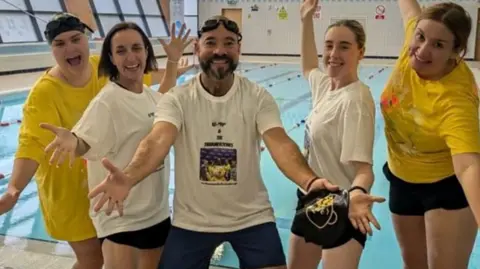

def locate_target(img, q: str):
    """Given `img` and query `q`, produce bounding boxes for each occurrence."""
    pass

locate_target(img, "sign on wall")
[277,6,288,20]
[375,5,385,20]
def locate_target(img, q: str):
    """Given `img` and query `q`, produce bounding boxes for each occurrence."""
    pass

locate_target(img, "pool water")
[0,62,479,269]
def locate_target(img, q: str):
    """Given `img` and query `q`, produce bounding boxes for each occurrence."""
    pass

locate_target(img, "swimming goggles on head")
[198,18,242,41]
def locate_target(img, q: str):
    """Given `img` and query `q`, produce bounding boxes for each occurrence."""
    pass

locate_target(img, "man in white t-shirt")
[87,16,338,269]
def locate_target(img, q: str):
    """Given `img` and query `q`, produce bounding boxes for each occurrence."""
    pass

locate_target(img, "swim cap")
[294,188,350,246]
[44,13,93,44]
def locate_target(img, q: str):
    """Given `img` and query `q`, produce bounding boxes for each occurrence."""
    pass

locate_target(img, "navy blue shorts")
[158,222,286,269]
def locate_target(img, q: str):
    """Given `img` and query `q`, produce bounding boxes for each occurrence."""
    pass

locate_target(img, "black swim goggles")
[44,13,93,44]
[198,18,243,42]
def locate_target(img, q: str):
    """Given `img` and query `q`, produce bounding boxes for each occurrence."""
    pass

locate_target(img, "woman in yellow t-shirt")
[0,13,192,269]
[381,1,480,268]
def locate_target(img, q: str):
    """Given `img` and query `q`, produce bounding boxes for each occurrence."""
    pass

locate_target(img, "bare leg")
[391,214,428,269]
[425,208,477,269]
[68,237,103,269]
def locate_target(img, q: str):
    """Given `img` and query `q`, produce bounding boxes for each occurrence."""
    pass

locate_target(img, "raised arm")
[300,0,320,77]
[152,23,193,93]
[398,0,421,28]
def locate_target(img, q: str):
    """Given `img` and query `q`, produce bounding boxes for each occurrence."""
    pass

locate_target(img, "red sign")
[375,5,386,20]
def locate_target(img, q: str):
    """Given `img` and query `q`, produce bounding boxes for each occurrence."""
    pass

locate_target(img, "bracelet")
[349,186,368,194]
[305,177,319,192]
[167,59,178,64]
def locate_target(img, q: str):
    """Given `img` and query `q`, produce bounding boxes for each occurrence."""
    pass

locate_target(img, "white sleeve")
[256,88,283,135]
[153,91,183,130]
[72,99,116,161]
[308,68,329,105]
[340,99,375,165]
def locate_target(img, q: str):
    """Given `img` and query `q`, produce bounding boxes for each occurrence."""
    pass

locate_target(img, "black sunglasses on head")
[198,18,242,41]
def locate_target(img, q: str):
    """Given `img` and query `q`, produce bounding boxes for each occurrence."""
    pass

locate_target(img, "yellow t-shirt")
[15,55,152,241]
[381,17,480,184]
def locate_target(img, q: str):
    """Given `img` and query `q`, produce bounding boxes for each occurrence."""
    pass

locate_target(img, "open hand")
[348,191,385,235]
[300,0,319,20]
[40,123,78,167]
[88,158,133,216]
[160,23,192,63]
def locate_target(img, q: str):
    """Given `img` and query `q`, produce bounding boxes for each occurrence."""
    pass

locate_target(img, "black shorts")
[290,189,366,249]
[383,162,469,215]
[99,217,171,249]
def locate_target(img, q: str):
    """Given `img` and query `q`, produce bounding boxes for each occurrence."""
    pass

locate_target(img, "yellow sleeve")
[143,72,153,86]
[438,88,480,155]
[89,54,100,66]
[398,17,418,59]
[15,80,61,163]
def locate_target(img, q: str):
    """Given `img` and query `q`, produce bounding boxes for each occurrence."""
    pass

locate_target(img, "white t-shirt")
[72,81,170,238]
[303,68,375,189]
[154,73,283,233]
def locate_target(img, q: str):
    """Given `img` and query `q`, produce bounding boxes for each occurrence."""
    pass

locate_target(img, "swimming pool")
[0,62,479,268]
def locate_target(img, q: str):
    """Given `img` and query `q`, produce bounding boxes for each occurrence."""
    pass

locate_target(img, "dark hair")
[98,22,158,80]
[326,20,366,49]
[418,2,471,57]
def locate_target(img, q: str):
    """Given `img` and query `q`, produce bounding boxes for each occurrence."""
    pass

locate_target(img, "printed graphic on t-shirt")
[381,83,421,155]
[199,142,237,185]
[303,124,311,160]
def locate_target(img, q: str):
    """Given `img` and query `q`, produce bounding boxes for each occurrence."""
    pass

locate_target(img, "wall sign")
[375,5,385,20]
[277,6,288,20]
[227,0,238,5]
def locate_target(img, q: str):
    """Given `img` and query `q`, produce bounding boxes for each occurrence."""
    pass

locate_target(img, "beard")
[199,54,238,80]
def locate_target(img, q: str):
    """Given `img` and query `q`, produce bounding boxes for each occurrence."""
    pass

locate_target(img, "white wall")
[199,0,478,59]
[0,39,195,74]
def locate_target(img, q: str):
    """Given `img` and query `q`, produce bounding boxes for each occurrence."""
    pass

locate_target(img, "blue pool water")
[0,63,479,268]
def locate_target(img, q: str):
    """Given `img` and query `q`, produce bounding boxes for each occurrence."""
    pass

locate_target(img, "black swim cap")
[294,188,350,246]
[44,13,93,44]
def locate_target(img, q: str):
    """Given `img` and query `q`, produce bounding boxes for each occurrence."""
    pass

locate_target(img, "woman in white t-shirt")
[37,22,191,269]
[288,0,385,268]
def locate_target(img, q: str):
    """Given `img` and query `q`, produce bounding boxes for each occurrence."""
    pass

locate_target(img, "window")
[184,16,198,36]
[0,12,38,42]
[118,0,140,15]
[34,13,56,40]
[99,15,122,34]
[29,0,63,12]
[0,0,26,11]
[93,0,117,14]
[146,17,167,37]
[184,0,197,16]
[140,0,161,16]
[123,15,147,34]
